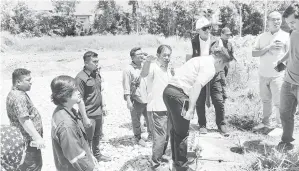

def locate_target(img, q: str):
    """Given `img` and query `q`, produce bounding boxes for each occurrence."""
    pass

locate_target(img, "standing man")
[163,48,235,170]
[75,51,111,162]
[252,11,290,131]
[6,68,45,171]
[122,47,151,147]
[277,3,299,150]
[189,16,228,134]
[140,45,173,170]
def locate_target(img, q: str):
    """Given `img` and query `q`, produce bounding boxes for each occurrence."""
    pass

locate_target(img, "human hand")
[170,67,175,76]
[102,105,107,116]
[83,117,92,128]
[30,139,45,149]
[146,55,156,62]
[182,109,194,120]
[127,101,134,111]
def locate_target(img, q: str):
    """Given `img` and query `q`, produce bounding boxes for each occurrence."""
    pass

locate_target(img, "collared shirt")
[199,36,211,56]
[51,106,95,171]
[122,62,148,103]
[147,61,172,111]
[75,68,103,118]
[6,89,43,143]
[285,30,299,85]
[254,29,290,77]
[169,55,216,96]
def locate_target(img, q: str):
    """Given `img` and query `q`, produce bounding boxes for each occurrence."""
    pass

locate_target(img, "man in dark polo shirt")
[75,51,111,162]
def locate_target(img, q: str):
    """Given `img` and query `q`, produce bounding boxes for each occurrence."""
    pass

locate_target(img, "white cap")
[195,17,211,30]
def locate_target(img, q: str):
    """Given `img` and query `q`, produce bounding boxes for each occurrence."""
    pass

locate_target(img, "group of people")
[1,2,298,171]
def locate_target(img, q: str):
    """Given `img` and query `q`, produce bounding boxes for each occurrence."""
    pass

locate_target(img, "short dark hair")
[211,47,235,63]
[51,75,77,105]
[83,51,98,62]
[283,3,299,19]
[157,45,172,54]
[130,47,141,57]
[12,68,31,85]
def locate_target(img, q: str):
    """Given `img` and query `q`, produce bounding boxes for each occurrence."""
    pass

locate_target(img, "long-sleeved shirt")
[122,62,148,103]
[51,106,95,171]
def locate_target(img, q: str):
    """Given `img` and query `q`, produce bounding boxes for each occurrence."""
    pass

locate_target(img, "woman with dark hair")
[50,75,100,171]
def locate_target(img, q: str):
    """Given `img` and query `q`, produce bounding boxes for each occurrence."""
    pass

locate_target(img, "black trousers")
[196,80,226,127]
[163,84,190,170]
[18,146,42,171]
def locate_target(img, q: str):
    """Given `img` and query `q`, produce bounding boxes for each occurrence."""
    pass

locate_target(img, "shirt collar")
[83,67,92,77]
[130,61,141,69]
[269,29,281,35]
[57,105,81,121]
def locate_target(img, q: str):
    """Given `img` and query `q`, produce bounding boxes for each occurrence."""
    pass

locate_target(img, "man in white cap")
[188,16,229,135]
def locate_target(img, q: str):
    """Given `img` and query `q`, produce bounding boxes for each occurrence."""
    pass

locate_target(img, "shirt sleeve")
[58,127,95,171]
[75,77,85,99]
[147,62,155,81]
[253,34,261,49]
[11,94,30,119]
[122,68,131,95]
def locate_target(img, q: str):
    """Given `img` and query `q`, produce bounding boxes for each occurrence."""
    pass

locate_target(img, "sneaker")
[199,125,207,134]
[161,154,170,163]
[218,125,230,136]
[95,154,111,162]
[277,141,294,151]
[253,123,268,130]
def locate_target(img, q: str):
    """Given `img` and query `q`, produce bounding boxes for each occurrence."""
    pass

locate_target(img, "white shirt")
[254,29,290,77]
[169,55,216,96]
[146,61,172,111]
[199,36,211,56]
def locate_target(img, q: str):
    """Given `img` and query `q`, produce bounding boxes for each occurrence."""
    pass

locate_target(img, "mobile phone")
[181,99,189,117]
[274,62,286,72]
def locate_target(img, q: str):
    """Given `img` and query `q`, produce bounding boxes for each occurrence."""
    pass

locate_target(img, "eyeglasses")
[201,26,211,31]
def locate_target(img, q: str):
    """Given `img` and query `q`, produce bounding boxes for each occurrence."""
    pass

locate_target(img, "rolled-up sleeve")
[58,127,94,171]
[122,69,131,95]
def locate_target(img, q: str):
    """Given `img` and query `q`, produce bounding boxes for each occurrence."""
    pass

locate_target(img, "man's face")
[69,89,81,105]
[268,15,282,32]
[17,74,32,91]
[132,49,145,65]
[157,48,171,65]
[198,25,211,40]
[221,33,231,40]
[286,14,299,31]
[85,56,99,71]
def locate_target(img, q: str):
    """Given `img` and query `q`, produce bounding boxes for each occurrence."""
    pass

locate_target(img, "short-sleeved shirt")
[51,106,95,171]
[122,62,148,103]
[6,89,43,143]
[254,29,290,77]
[169,55,216,96]
[285,30,299,85]
[75,68,103,118]
[146,61,172,111]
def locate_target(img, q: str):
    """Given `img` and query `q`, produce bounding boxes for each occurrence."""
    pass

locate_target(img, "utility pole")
[264,0,268,32]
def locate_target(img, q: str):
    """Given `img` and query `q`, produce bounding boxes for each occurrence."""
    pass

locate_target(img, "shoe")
[199,125,207,134]
[135,138,147,147]
[95,154,111,162]
[161,154,171,163]
[253,123,268,130]
[276,141,294,151]
[218,125,230,136]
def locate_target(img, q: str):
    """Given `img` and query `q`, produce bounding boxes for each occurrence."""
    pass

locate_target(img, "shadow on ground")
[119,155,152,171]
[119,122,133,130]
[230,139,276,155]
[109,135,135,147]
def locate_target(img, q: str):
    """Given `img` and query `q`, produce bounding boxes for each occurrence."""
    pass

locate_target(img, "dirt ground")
[1,50,298,171]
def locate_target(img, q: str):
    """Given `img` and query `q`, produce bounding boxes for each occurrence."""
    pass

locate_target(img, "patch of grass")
[250,148,299,171]
[1,32,191,53]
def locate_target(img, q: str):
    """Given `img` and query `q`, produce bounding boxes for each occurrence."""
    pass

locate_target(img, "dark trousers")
[163,85,190,170]
[148,111,170,167]
[130,100,151,139]
[85,116,103,157]
[18,146,42,171]
[196,80,225,127]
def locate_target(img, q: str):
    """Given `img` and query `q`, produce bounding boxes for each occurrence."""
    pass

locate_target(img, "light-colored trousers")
[259,75,283,126]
